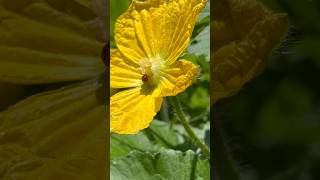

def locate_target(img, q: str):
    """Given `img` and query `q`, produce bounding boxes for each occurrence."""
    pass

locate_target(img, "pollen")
[139,55,166,85]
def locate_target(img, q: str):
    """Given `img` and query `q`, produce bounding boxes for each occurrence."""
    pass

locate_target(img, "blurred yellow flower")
[0,0,108,179]
[211,0,288,104]
[110,0,207,134]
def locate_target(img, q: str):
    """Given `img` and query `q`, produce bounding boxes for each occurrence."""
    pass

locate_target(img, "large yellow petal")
[115,0,207,64]
[0,80,108,179]
[0,1,105,84]
[92,0,108,41]
[110,49,143,88]
[159,59,199,96]
[110,87,162,134]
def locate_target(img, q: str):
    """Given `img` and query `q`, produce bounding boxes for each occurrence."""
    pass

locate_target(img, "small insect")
[142,74,149,82]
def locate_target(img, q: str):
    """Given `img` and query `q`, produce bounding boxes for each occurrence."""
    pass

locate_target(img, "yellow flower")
[0,1,108,179]
[110,0,207,134]
[211,0,288,104]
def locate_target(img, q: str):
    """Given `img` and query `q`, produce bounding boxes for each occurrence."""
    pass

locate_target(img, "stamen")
[139,55,166,85]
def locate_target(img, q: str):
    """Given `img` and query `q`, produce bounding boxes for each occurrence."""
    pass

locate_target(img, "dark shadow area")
[214,0,320,179]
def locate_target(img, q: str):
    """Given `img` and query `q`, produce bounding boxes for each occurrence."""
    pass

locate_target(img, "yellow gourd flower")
[211,0,288,104]
[110,0,207,134]
[0,1,108,179]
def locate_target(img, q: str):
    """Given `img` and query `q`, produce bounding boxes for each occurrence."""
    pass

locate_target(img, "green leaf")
[110,120,187,160]
[190,86,210,109]
[198,0,210,22]
[196,157,211,180]
[110,132,159,161]
[148,120,183,148]
[110,150,210,180]
[188,26,210,61]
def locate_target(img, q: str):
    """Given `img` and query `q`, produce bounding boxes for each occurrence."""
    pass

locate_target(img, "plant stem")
[160,97,170,122]
[170,96,210,158]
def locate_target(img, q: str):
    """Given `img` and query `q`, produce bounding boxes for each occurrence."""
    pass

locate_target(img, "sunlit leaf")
[111,150,210,180]
[111,133,158,161]
[189,26,210,61]
[110,120,186,160]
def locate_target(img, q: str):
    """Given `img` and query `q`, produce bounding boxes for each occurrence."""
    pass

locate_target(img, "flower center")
[139,55,166,86]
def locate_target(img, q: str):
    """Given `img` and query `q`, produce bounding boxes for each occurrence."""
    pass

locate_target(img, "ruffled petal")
[110,87,162,134]
[159,59,199,96]
[0,1,104,84]
[115,0,207,64]
[92,0,108,41]
[0,80,108,179]
[110,49,143,88]
[212,0,288,104]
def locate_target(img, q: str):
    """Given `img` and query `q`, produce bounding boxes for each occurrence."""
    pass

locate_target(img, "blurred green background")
[215,0,320,179]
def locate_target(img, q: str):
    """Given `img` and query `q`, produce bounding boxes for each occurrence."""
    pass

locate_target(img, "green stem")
[170,96,210,158]
[160,97,170,122]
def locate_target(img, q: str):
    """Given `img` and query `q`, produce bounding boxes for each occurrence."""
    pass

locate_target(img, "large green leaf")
[148,120,183,148]
[110,120,185,161]
[110,132,159,161]
[111,119,210,162]
[110,150,210,180]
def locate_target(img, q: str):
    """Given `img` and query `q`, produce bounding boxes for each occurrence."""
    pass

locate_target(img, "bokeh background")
[215,0,320,179]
